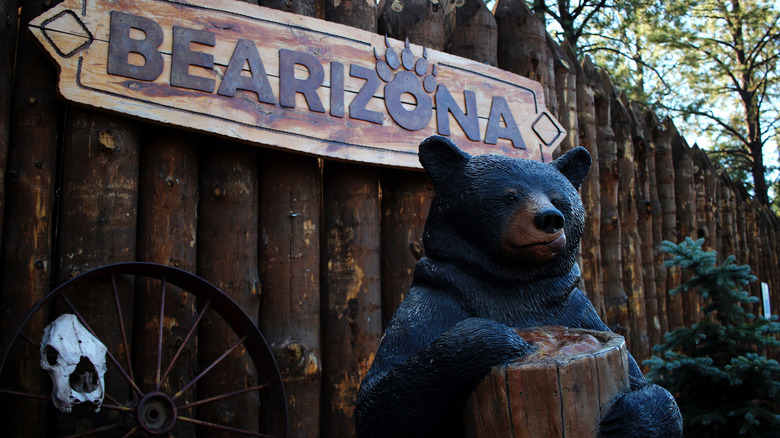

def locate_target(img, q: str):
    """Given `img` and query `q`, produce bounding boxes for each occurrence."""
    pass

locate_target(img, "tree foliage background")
[516,0,780,212]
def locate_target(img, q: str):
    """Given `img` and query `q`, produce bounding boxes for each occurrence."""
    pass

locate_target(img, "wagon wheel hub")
[137,391,177,434]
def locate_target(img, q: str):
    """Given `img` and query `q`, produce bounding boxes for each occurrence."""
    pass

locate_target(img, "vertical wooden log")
[653,117,682,330]
[718,174,736,260]
[379,170,433,327]
[258,151,322,438]
[692,147,710,323]
[0,1,58,434]
[643,111,668,338]
[55,107,139,433]
[670,123,698,327]
[259,0,318,17]
[321,162,382,438]
[555,41,578,154]
[576,57,605,319]
[745,200,761,305]
[135,127,199,435]
[631,102,660,348]
[378,0,455,50]
[592,69,628,340]
[325,0,377,31]
[494,0,555,108]
[613,92,648,360]
[0,0,18,246]
[197,142,261,436]
[446,0,497,66]
[758,207,776,307]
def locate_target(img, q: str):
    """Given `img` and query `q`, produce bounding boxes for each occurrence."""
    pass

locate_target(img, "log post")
[321,161,382,438]
[630,102,661,349]
[378,0,456,50]
[576,57,605,320]
[196,142,261,436]
[643,111,668,338]
[670,123,698,327]
[55,107,140,433]
[614,92,648,361]
[464,326,629,438]
[654,118,683,330]
[379,170,433,328]
[325,0,377,32]
[592,69,628,340]
[446,0,498,66]
[0,0,18,246]
[0,1,57,434]
[258,151,322,438]
[135,127,199,435]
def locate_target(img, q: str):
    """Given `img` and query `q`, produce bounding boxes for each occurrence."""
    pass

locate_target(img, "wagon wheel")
[0,262,288,437]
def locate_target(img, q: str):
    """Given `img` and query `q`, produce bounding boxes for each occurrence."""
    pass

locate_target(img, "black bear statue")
[355,136,682,438]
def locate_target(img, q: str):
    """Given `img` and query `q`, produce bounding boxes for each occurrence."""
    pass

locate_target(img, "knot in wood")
[409,241,424,260]
[98,131,119,151]
[390,0,403,12]
[212,184,225,198]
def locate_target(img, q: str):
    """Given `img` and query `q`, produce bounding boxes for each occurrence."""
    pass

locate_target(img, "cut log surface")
[464,326,629,438]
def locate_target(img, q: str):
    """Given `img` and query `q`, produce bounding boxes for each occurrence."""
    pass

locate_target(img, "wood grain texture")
[259,150,322,438]
[464,327,629,438]
[0,1,58,434]
[29,0,563,169]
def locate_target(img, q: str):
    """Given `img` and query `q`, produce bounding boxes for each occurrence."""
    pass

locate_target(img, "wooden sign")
[29,0,565,169]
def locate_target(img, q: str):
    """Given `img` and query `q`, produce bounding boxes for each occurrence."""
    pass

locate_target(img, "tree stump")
[464,326,629,438]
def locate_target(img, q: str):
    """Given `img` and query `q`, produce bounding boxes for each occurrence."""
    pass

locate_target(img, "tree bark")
[259,151,322,438]
[378,0,456,50]
[135,127,199,436]
[321,161,382,438]
[576,57,604,320]
[0,1,58,433]
[196,142,261,436]
[446,0,497,66]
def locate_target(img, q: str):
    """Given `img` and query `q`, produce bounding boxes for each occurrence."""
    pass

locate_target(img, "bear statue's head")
[418,136,591,280]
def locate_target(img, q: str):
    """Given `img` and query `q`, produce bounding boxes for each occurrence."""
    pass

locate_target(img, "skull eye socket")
[70,356,100,394]
[43,345,60,367]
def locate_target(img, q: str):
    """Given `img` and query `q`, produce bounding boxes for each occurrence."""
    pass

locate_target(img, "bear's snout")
[534,206,564,234]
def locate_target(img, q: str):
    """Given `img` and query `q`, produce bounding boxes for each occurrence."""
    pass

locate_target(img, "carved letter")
[484,96,526,149]
[330,62,345,118]
[348,64,383,125]
[217,39,276,104]
[384,71,432,131]
[278,49,325,113]
[435,86,480,141]
[107,11,164,81]
[171,26,216,93]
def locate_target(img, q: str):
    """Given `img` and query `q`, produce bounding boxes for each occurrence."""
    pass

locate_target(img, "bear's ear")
[552,147,591,189]
[418,136,470,186]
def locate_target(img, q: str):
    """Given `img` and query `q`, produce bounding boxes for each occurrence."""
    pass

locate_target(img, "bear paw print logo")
[374,36,438,131]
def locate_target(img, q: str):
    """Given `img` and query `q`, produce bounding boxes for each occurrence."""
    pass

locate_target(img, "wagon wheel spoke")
[155,277,167,391]
[59,293,144,398]
[177,415,276,437]
[110,275,136,387]
[159,297,211,386]
[62,422,124,438]
[177,383,270,410]
[173,334,248,400]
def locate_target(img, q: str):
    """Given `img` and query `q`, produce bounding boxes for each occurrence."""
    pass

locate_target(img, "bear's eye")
[504,188,519,203]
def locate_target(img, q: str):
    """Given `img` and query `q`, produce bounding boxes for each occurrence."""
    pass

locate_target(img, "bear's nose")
[534,206,564,234]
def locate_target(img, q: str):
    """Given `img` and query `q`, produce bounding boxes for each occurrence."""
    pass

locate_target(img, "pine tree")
[645,238,780,437]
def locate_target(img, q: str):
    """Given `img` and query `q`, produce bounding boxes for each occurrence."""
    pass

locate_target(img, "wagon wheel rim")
[0,262,288,437]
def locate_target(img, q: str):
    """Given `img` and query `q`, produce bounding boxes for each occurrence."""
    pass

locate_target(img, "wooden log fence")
[1,0,779,436]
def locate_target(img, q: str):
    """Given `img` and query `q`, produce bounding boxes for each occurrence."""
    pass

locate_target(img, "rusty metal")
[217,39,276,104]
[107,10,164,81]
[384,70,432,131]
[0,262,288,437]
[330,61,345,117]
[435,85,480,141]
[279,48,325,113]
[349,64,384,124]
[171,25,216,92]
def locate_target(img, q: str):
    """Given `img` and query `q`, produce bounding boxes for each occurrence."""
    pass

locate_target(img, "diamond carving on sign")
[42,10,93,58]
[532,112,564,147]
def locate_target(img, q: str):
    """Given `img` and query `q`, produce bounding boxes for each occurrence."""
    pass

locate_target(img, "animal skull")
[40,314,108,413]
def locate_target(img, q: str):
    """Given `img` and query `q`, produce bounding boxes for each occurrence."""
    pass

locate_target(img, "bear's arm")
[355,290,532,438]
